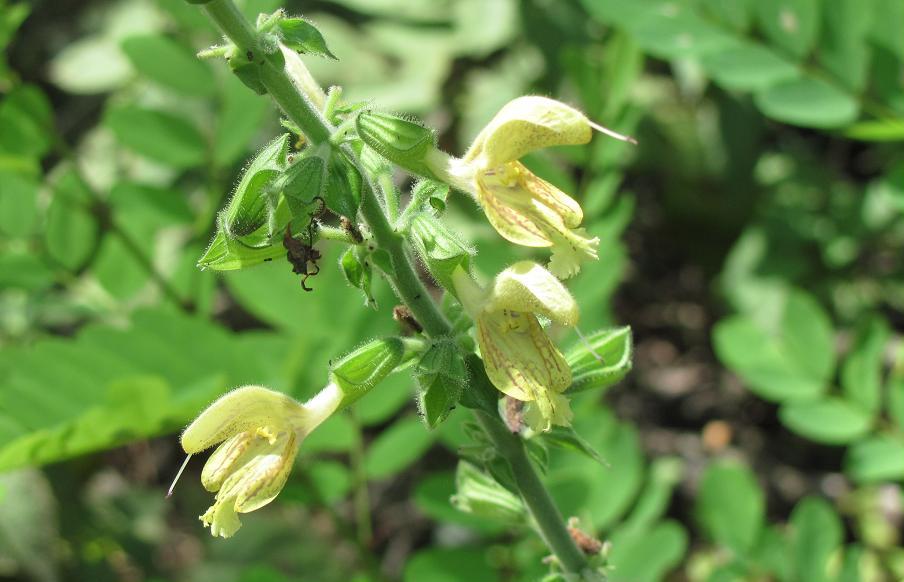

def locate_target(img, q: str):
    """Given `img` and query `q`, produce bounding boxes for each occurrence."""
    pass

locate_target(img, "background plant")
[0,0,902,581]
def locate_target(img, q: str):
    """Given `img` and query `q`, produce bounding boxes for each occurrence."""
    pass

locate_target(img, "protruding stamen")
[166,454,193,498]
[574,326,606,364]
[588,120,638,145]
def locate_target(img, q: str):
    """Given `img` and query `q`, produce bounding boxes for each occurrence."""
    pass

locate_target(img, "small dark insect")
[340,216,364,244]
[502,396,524,433]
[567,517,604,555]
[392,305,423,334]
[246,50,254,61]
[283,197,326,292]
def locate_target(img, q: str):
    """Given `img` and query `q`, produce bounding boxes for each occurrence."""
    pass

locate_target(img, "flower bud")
[355,111,440,179]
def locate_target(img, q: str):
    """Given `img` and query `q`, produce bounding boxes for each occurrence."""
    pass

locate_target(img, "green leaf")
[0,252,55,291]
[278,18,336,59]
[44,171,98,271]
[105,105,207,168]
[0,170,38,237]
[713,289,834,402]
[0,84,53,158]
[841,316,890,414]
[696,461,764,556]
[548,409,644,529]
[790,497,842,582]
[755,0,819,59]
[565,326,632,393]
[699,0,751,31]
[403,548,495,582]
[844,436,904,483]
[301,413,356,454]
[0,309,279,470]
[120,34,215,96]
[285,461,351,505]
[889,375,904,429]
[413,471,503,531]
[818,0,871,91]
[779,397,873,445]
[620,457,684,534]
[700,42,799,91]
[214,76,270,166]
[629,9,734,59]
[48,35,132,94]
[754,77,859,129]
[540,426,609,468]
[354,374,414,426]
[608,521,688,582]
[364,416,434,479]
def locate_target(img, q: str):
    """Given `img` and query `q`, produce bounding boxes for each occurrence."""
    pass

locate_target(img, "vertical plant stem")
[348,409,374,547]
[474,408,590,573]
[198,1,590,575]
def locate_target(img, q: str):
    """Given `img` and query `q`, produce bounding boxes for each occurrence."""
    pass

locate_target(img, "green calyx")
[408,213,475,290]
[355,111,440,179]
[330,337,421,406]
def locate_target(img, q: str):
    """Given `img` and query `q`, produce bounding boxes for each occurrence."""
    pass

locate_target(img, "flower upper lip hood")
[180,384,342,538]
[452,261,578,432]
[461,96,593,170]
[430,96,634,280]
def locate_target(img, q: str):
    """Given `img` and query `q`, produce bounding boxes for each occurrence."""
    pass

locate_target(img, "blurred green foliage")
[0,0,902,581]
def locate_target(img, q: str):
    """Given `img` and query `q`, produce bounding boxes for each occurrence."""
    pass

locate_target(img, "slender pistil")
[588,120,638,145]
[166,454,193,498]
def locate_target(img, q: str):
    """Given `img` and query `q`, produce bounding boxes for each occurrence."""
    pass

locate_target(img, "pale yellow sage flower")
[428,96,635,279]
[177,384,342,537]
[451,261,578,431]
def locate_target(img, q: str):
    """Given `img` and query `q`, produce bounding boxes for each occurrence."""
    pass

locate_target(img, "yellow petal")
[181,386,307,454]
[232,430,299,513]
[475,163,587,252]
[547,228,600,280]
[200,428,284,493]
[515,162,583,228]
[487,261,578,327]
[200,499,243,539]
[476,311,571,404]
[464,96,592,169]
[523,392,574,432]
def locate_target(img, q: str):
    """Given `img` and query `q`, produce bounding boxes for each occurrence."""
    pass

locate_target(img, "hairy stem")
[199,0,590,574]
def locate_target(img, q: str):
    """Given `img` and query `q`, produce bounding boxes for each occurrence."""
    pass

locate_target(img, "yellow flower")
[451,261,578,431]
[428,96,635,279]
[179,384,342,537]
